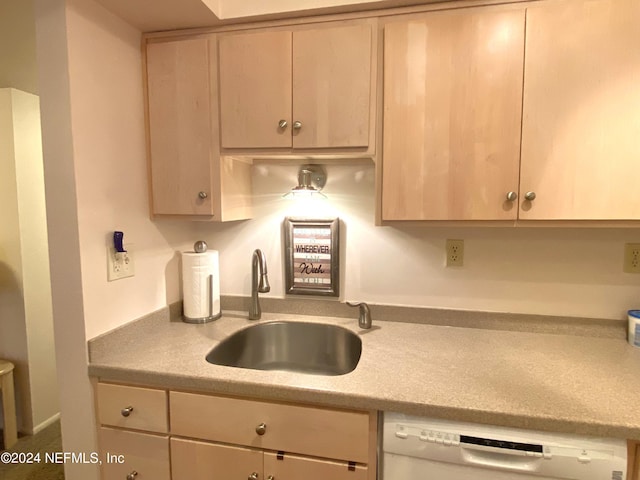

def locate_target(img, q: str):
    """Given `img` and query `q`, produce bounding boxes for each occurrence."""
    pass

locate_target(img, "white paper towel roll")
[181,250,221,322]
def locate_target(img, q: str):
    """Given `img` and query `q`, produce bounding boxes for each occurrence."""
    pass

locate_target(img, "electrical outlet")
[623,243,640,273]
[107,244,135,281]
[446,239,464,267]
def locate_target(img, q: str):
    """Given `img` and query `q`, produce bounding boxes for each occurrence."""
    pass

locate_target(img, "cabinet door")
[171,438,263,480]
[96,383,168,433]
[520,0,640,220]
[382,8,525,221]
[170,391,371,463]
[293,23,372,149]
[219,30,292,149]
[265,452,367,480]
[146,37,214,215]
[99,427,170,480]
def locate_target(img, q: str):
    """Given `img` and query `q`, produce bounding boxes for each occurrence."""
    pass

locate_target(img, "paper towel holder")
[182,241,222,324]
[183,274,222,324]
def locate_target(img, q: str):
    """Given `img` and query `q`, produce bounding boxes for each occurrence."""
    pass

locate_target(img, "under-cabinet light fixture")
[283,165,327,199]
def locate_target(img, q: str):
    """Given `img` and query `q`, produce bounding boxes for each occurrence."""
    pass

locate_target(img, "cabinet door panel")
[98,427,169,480]
[293,23,372,149]
[382,8,524,220]
[171,438,262,480]
[520,0,640,220]
[170,391,370,463]
[96,383,168,433]
[265,451,367,480]
[147,37,214,215]
[219,30,292,148]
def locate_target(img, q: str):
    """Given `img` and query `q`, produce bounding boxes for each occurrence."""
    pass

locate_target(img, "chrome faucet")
[249,249,270,320]
[347,302,372,329]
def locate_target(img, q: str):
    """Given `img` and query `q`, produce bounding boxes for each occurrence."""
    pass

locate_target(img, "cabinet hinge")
[348,461,356,471]
[277,451,285,460]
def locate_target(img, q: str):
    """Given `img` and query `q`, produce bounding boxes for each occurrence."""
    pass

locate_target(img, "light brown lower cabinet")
[171,438,368,480]
[98,427,170,480]
[171,438,263,479]
[94,382,377,480]
[264,451,368,480]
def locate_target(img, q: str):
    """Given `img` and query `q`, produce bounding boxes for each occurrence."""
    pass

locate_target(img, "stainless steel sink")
[205,321,362,376]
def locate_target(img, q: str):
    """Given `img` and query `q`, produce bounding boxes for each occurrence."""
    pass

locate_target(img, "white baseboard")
[31,412,61,435]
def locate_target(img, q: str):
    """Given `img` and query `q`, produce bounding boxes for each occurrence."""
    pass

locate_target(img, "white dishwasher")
[383,412,627,480]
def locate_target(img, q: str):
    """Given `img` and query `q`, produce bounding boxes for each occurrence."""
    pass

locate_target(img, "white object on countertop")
[628,310,640,347]
[181,250,221,323]
[383,412,627,480]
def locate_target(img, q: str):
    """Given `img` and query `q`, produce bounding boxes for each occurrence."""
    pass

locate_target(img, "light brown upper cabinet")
[218,21,375,152]
[145,36,251,220]
[519,0,640,221]
[381,7,525,221]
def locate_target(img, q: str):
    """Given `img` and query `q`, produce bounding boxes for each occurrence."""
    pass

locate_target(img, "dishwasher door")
[383,412,627,480]
[385,452,579,480]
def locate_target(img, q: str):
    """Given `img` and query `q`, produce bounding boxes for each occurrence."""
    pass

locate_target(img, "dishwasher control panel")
[384,412,627,480]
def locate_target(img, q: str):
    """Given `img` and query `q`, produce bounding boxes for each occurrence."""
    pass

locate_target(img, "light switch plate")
[107,244,135,281]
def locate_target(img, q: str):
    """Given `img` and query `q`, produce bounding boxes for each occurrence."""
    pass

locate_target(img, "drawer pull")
[126,471,138,480]
[121,406,134,417]
[248,473,259,480]
[255,423,267,435]
[267,476,274,480]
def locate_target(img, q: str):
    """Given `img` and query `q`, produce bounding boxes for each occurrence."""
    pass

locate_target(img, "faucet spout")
[249,249,270,320]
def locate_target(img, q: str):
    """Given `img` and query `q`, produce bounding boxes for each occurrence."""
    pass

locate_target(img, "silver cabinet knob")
[198,191,208,199]
[121,406,133,417]
[255,423,267,435]
[248,473,259,480]
[278,119,288,129]
[506,191,518,201]
[293,121,302,130]
[524,191,536,201]
[267,476,274,480]
[126,471,138,480]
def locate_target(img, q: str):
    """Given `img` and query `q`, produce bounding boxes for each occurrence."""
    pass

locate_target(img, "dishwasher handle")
[461,444,542,473]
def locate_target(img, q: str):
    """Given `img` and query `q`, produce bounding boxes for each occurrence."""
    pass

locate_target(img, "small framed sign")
[284,217,339,297]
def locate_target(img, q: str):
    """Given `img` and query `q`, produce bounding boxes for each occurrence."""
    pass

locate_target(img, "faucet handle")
[347,302,372,329]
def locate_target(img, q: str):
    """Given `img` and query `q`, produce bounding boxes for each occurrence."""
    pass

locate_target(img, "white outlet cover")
[107,244,135,281]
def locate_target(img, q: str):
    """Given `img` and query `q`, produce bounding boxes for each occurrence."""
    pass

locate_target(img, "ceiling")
[94,0,448,32]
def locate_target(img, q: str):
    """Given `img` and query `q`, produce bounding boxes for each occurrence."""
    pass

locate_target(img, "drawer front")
[171,438,263,480]
[170,391,370,462]
[98,427,169,480]
[97,383,168,433]
[265,451,368,480]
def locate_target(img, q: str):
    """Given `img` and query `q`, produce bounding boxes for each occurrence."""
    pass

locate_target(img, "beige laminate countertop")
[88,308,640,440]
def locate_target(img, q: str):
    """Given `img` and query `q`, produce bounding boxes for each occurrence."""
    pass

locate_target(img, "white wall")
[64,0,202,341]
[0,89,31,433]
[0,0,38,94]
[0,89,59,434]
[35,0,98,478]
[10,89,60,433]
[218,0,399,19]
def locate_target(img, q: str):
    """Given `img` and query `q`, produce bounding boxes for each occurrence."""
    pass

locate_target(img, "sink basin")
[205,321,362,376]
